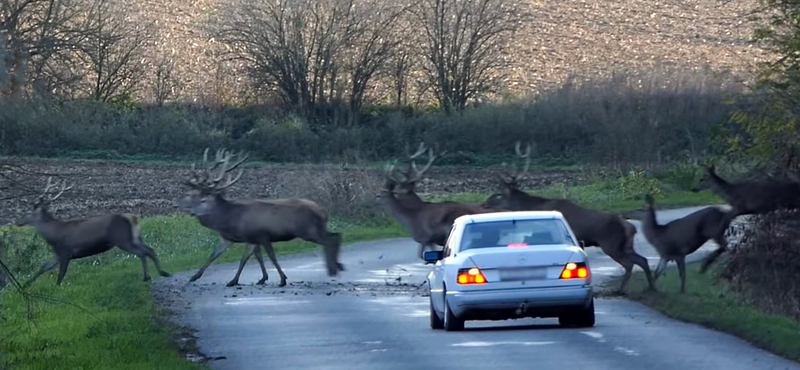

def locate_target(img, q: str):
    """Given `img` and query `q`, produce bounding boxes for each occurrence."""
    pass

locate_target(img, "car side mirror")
[423,250,444,264]
[578,240,586,249]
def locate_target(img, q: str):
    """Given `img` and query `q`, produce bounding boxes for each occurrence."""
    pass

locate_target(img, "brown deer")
[16,178,171,287]
[178,148,343,287]
[642,194,734,292]
[482,142,656,293]
[377,142,491,258]
[692,165,800,216]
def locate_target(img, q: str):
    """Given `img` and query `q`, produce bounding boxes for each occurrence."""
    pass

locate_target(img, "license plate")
[499,267,546,281]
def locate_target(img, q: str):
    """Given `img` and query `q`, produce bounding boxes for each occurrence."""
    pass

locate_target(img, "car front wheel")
[430,294,444,330]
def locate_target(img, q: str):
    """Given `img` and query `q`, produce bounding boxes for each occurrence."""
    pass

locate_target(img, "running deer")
[178,148,343,287]
[692,165,800,216]
[642,194,733,292]
[377,142,491,258]
[17,178,171,287]
[482,142,656,293]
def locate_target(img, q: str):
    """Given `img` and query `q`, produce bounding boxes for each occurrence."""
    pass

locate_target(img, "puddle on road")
[451,341,555,347]
[223,297,311,306]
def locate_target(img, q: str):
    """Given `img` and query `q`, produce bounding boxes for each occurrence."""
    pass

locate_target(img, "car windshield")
[459,218,576,251]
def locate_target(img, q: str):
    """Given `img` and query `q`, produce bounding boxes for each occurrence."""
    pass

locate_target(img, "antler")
[498,141,532,188]
[384,142,446,187]
[40,177,73,203]
[185,148,249,192]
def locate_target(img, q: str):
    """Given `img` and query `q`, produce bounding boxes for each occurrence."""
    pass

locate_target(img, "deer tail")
[121,213,141,240]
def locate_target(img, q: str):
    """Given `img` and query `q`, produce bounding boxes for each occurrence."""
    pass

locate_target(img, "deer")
[482,142,656,293]
[692,165,800,217]
[178,148,344,287]
[377,142,492,258]
[16,177,171,287]
[641,194,734,292]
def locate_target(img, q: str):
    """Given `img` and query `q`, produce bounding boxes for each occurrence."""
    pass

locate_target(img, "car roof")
[455,211,566,225]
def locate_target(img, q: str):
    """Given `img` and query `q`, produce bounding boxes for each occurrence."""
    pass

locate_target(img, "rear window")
[459,218,576,251]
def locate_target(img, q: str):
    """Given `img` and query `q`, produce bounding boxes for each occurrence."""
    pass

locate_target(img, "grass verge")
[625,264,800,362]
[0,216,406,370]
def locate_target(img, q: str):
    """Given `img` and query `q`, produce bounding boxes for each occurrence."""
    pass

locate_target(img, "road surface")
[153,206,799,370]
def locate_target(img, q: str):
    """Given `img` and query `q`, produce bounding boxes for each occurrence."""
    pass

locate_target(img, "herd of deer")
[12,142,800,294]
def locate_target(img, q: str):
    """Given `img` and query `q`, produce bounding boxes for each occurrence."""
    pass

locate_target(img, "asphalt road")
[153,206,800,370]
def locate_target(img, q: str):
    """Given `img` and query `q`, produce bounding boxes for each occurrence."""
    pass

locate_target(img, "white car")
[424,211,594,331]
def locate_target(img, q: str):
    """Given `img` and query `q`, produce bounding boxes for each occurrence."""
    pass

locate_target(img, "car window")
[443,224,458,257]
[459,219,576,251]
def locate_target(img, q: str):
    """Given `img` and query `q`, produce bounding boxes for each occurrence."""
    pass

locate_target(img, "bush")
[0,66,741,167]
[722,210,800,321]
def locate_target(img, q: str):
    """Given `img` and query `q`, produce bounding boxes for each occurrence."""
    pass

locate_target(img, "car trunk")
[456,245,586,291]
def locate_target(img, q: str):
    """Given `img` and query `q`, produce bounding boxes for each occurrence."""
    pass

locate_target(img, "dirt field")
[0,158,583,224]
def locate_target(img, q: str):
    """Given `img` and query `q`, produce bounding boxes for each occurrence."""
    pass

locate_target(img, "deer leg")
[700,237,728,274]
[228,244,256,287]
[23,260,58,288]
[653,258,669,281]
[139,242,171,277]
[55,258,72,286]
[629,252,657,292]
[117,242,153,282]
[676,256,687,293]
[190,237,233,282]
[254,245,269,285]
[262,242,287,287]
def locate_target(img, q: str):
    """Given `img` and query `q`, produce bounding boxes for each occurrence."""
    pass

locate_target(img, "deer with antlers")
[178,148,344,287]
[377,142,491,258]
[692,165,800,217]
[482,142,656,293]
[16,178,171,287]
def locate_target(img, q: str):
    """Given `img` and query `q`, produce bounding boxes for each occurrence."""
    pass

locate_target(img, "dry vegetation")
[128,0,767,104]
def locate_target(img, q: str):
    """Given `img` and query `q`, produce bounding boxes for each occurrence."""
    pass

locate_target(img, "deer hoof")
[226,280,239,287]
[143,276,152,282]
[256,279,267,285]
[188,274,202,282]
[337,262,345,271]
[278,280,287,287]
[160,271,172,278]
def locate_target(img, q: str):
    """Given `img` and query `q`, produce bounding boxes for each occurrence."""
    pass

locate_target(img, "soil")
[0,157,585,224]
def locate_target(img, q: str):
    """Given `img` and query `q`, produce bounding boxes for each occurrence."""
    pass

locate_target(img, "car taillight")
[457,267,487,284]
[560,262,589,279]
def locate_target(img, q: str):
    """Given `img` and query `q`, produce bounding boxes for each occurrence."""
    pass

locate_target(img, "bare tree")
[209,0,408,118]
[414,0,527,112]
[152,55,179,106]
[1,0,92,97]
[78,0,154,102]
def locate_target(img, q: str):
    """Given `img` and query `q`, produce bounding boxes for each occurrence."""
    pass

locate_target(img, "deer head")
[17,177,73,226]
[383,142,445,195]
[690,165,716,192]
[483,141,531,210]
[179,148,248,217]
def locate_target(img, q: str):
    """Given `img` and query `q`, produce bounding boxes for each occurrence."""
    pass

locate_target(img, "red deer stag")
[377,142,491,258]
[179,148,343,287]
[641,194,733,291]
[692,165,800,216]
[482,142,656,293]
[17,177,171,287]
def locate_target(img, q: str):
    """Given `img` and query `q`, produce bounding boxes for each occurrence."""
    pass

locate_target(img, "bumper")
[447,285,593,319]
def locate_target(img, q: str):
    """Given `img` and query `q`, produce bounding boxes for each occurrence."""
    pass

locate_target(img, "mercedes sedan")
[424,211,594,331]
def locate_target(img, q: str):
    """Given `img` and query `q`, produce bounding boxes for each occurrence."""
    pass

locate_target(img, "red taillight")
[507,243,528,248]
[560,262,589,279]
[457,267,487,284]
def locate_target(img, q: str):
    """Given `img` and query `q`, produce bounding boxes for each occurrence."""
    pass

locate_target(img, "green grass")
[625,265,800,362]
[0,215,407,370]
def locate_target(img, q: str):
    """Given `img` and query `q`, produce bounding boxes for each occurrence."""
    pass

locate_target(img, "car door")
[430,224,458,313]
